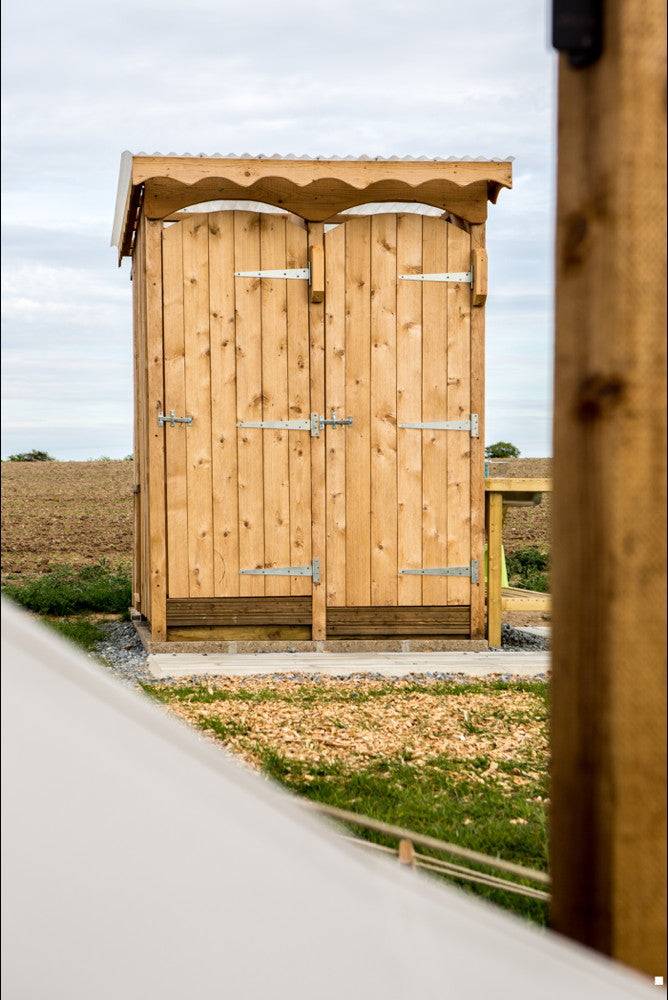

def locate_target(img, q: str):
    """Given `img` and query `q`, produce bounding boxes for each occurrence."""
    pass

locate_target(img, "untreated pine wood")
[326,605,470,637]
[260,214,291,597]
[285,220,312,597]
[308,223,327,639]
[143,218,168,641]
[208,212,240,597]
[324,222,347,607]
[550,0,666,976]
[486,490,503,648]
[167,596,311,626]
[396,214,423,607]
[486,477,552,493]
[370,214,398,606]
[162,221,189,598]
[469,224,486,639]
[168,625,312,642]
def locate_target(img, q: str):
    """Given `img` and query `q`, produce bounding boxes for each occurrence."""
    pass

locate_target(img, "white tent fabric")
[1,601,653,998]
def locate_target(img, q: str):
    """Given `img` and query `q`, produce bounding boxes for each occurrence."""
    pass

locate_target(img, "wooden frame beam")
[113,154,512,257]
[550,0,666,976]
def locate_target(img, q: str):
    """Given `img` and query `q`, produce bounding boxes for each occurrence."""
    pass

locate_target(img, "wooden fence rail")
[485,478,553,647]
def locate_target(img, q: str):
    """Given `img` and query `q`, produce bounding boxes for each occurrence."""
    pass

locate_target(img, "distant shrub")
[485,442,520,459]
[506,547,549,593]
[8,449,55,462]
[123,454,134,461]
[3,561,131,615]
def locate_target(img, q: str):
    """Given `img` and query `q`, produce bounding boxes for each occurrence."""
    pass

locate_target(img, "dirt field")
[1,457,551,582]
[1,460,133,581]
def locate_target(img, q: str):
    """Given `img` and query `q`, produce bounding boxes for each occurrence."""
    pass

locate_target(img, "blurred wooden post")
[551,0,667,978]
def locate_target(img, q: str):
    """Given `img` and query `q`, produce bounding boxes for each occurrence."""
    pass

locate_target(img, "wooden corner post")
[143,218,168,641]
[308,223,327,640]
[551,0,667,976]
[470,224,486,639]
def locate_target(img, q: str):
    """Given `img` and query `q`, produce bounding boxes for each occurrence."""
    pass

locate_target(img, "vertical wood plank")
[324,223,347,606]
[130,253,142,612]
[370,214,398,606]
[396,214,423,606]
[469,223,486,638]
[234,213,265,596]
[486,490,503,648]
[285,220,312,596]
[260,214,291,595]
[182,215,214,596]
[550,0,666,975]
[308,223,327,638]
[143,218,168,639]
[345,217,372,606]
[208,212,239,597]
[421,216,448,605]
[162,222,189,597]
[446,223,472,606]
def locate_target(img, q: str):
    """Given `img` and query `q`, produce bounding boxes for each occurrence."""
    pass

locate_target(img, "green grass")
[259,747,549,925]
[141,677,547,706]
[144,678,549,924]
[44,616,106,652]
[3,560,131,615]
[506,546,549,593]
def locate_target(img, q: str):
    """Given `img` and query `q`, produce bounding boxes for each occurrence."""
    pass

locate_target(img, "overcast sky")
[1,0,555,460]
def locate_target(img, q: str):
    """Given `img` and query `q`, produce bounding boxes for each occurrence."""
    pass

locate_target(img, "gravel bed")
[501,623,550,651]
[93,620,549,687]
[94,621,151,685]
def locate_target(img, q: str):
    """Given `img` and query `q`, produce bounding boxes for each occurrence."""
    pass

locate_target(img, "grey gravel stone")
[93,621,152,686]
[501,623,550,651]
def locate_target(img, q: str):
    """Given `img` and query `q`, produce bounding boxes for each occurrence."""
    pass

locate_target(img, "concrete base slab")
[147,649,551,680]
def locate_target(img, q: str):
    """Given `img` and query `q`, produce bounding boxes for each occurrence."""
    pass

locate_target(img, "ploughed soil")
[1,457,551,583]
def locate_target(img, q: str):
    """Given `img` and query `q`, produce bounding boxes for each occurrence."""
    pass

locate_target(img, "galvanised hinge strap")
[158,411,193,427]
[399,414,479,438]
[400,560,479,584]
[235,267,310,280]
[238,412,352,438]
[238,419,312,432]
[239,558,320,585]
[399,271,472,284]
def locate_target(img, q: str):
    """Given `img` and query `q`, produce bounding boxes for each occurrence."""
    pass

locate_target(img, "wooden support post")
[485,490,503,648]
[144,218,168,642]
[398,838,416,867]
[551,0,667,977]
[469,223,486,639]
[308,223,327,641]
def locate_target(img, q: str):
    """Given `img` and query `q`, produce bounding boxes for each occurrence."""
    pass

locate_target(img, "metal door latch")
[317,410,353,433]
[158,411,193,427]
[400,560,479,584]
[239,558,320,584]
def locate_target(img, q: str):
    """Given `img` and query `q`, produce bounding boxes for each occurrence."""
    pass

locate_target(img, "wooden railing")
[485,478,552,648]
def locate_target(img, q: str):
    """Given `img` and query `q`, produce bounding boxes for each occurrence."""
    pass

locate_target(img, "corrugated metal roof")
[132,151,514,162]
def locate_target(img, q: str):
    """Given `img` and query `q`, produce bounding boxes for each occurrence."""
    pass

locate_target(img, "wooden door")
[162,211,312,599]
[322,213,473,609]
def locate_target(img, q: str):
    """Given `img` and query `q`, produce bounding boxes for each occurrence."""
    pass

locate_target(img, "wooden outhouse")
[112,153,512,646]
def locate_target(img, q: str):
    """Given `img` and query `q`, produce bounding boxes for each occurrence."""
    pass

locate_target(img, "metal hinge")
[239,558,320,584]
[234,267,310,280]
[399,271,472,284]
[238,411,352,438]
[399,414,479,437]
[158,411,193,427]
[400,560,479,584]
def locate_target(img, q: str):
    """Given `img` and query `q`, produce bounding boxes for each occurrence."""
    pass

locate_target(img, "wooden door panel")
[164,211,312,600]
[323,213,472,608]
